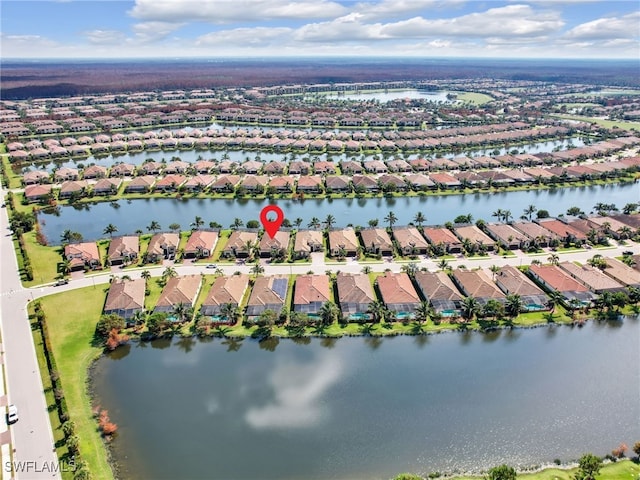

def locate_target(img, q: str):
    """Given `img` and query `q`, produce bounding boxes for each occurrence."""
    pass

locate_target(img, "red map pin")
[260,205,285,239]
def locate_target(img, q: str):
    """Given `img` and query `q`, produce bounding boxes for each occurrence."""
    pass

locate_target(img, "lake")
[307,89,455,102]
[91,319,640,479]
[38,182,640,243]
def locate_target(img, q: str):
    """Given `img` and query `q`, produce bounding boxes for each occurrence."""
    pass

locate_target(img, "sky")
[1,0,639,59]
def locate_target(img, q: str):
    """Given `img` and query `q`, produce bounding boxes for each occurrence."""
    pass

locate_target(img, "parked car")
[54,278,69,286]
[205,263,218,269]
[7,404,18,424]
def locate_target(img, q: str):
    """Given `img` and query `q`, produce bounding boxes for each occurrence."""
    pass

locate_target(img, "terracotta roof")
[602,257,640,287]
[259,230,290,252]
[529,264,589,292]
[414,271,463,302]
[558,261,624,292]
[451,269,506,299]
[24,184,53,198]
[495,265,546,296]
[329,228,359,252]
[155,275,202,309]
[360,228,393,251]
[147,233,179,256]
[185,230,218,254]
[423,227,460,245]
[512,221,558,240]
[537,219,587,240]
[293,230,323,254]
[64,242,99,262]
[392,227,429,250]
[104,278,145,314]
[454,225,495,246]
[293,274,331,306]
[246,275,288,310]
[224,231,259,252]
[107,236,139,260]
[376,272,420,304]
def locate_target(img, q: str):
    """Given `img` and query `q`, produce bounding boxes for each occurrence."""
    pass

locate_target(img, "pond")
[91,319,640,479]
[38,183,639,243]
[306,89,456,102]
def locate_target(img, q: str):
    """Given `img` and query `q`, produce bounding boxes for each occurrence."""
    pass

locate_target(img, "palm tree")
[368,218,379,227]
[414,301,433,324]
[323,214,336,230]
[147,220,161,233]
[162,266,177,280]
[230,218,244,230]
[319,301,339,326]
[546,290,563,313]
[294,217,303,229]
[523,204,537,221]
[505,294,523,318]
[489,264,500,280]
[401,262,418,278]
[437,259,450,271]
[461,296,480,321]
[492,209,504,223]
[547,253,560,266]
[169,223,181,233]
[250,261,264,277]
[220,303,239,324]
[503,209,512,224]
[103,224,118,238]
[384,211,398,229]
[413,212,426,228]
[60,229,74,245]
[308,217,321,229]
[191,216,204,230]
[141,270,151,282]
[243,239,259,261]
[367,301,388,323]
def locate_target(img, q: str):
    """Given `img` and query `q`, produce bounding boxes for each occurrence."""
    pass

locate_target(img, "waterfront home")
[325,175,351,193]
[222,231,259,258]
[154,275,202,318]
[82,165,108,179]
[359,228,394,256]
[511,221,558,247]
[240,175,269,192]
[184,230,218,259]
[288,161,312,175]
[263,161,286,175]
[363,160,388,174]
[601,257,640,288]
[110,163,136,177]
[376,272,420,320]
[494,265,548,311]
[138,161,163,175]
[200,274,250,319]
[536,219,587,245]
[335,272,376,321]
[528,264,596,307]
[296,175,323,193]
[183,174,215,192]
[454,225,496,252]
[93,178,122,196]
[451,269,506,305]
[293,274,332,315]
[210,175,240,193]
[268,176,295,193]
[293,230,324,259]
[413,271,463,317]
[22,170,50,185]
[485,223,530,250]
[378,174,408,191]
[392,227,429,255]
[429,172,462,189]
[566,218,607,243]
[103,278,145,323]
[422,227,463,254]
[64,242,101,271]
[163,160,190,174]
[106,236,139,266]
[193,160,216,174]
[611,213,640,230]
[23,184,53,203]
[154,174,186,192]
[352,175,379,192]
[341,160,364,175]
[58,180,88,199]
[259,231,290,258]
[124,175,156,193]
[146,233,179,262]
[54,167,79,183]
[328,228,359,257]
[585,215,630,240]
[558,262,625,294]
[405,173,436,191]
[245,275,289,319]
[313,161,337,174]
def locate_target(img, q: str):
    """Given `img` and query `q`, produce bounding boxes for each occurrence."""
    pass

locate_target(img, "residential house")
[64,242,101,271]
[376,272,420,320]
[328,228,359,257]
[293,230,324,259]
[23,184,53,203]
[528,264,596,307]
[429,172,462,189]
[154,174,186,192]
[58,180,88,199]
[451,269,506,305]
[537,219,587,245]
[110,163,135,177]
[106,236,139,266]
[413,271,463,317]
[454,225,496,252]
[82,165,108,179]
[154,275,202,317]
[405,174,436,191]
[296,175,323,193]
[245,275,289,319]
[124,175,156,193]
[184,230,218,259]
[222,231,259,258]
[240,175,269,193]
[22,170,51,185]
[392,227,429,256]
[210,175,240,193]
[200,274,250,319]
[359,228,394,256]
[54,167,79,183]
[423,227,463,254]
[293,274,332,315]
[352,175,379,192]
[512,221,558,248]
[93,178,122,196]
[494,265,548,311]
[146,233,179,262]
[325,175,351,193]
[259,231,290,258]
[335,272,376,320]
[485,223,530,250]
[268,176,294,194]
[103,278,146,323]
[558,261,625,294]
[602,257,640,288]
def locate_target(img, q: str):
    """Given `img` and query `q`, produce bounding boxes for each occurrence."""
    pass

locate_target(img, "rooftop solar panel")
[272,278,288,300]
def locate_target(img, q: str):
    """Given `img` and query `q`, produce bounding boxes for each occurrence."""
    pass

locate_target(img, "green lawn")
[454,92,494,105]
[550,114,640,132]
[23,230,64,286]
[38,287,114,480]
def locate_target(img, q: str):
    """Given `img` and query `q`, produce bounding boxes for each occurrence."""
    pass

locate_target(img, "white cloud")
[294,15,388,42]
[244,352,343,430]
[129,0,347,23]
[197,27,293,47]
[381,4,565,38]
[563,11,640,40]
[84,29,127,45]
[132,21,185,43]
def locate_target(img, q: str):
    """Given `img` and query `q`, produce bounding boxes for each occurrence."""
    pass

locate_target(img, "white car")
[7,404,18,424]
[205,264,218,269]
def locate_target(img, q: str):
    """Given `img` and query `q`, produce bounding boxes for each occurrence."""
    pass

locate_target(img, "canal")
[91,319,640,479]
[38,182,639,243]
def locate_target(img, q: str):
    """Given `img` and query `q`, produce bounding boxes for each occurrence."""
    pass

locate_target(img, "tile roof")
[558,261,624,292]
[336,273,376,304]
[451,269,506,299]
[202,274,250,307]
[495,265,546,296]
[414,271,463,301]
[602,257,640,287]
[155,275,202,308]
[293,230,323,254]
[529,264,589,293]
[328,228,359,252]
[423,227,460,245]
[185,230,218,254]
[107,236,139,260]
[376,272,420,304]
[104,278,146,313]
[293,274,331,306]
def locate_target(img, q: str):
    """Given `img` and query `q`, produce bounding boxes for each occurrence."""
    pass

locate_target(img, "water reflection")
[244,351,343,430]
[221,337,243,352]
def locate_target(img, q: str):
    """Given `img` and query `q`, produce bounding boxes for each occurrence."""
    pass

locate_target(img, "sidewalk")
[0,342,13,480]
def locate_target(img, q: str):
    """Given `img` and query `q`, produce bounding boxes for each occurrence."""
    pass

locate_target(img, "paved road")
[0,181,639,480]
